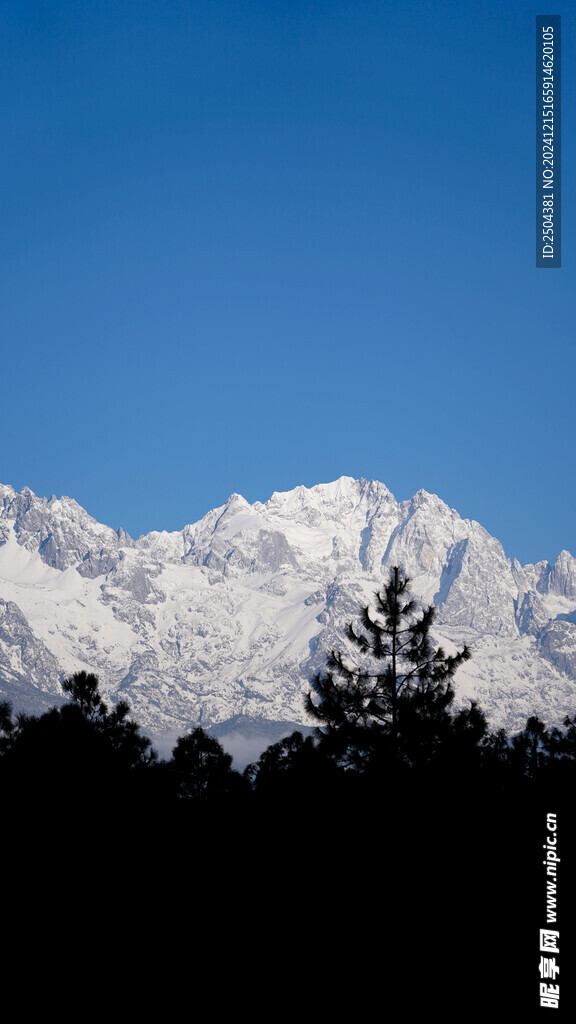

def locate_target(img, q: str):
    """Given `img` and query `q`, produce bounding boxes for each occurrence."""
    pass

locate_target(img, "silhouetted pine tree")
[170,727,243,801]
[0,671,157,824]
[305,566,471,770]
[62,670,107,721]
[509,714,559,781]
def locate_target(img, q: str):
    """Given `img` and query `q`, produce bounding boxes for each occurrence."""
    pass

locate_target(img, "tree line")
[4,567,572,1016]
[1,566,575,811]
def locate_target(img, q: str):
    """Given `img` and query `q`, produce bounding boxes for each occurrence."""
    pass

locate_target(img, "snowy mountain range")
[1,477,576,747]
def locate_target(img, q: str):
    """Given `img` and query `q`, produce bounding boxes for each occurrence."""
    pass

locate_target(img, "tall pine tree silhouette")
[305,566,471,769]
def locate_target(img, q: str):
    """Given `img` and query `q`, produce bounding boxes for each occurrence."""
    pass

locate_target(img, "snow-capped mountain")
[1,477,576,741]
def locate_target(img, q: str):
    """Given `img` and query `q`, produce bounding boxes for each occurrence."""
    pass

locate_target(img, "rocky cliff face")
[1,477,575,738]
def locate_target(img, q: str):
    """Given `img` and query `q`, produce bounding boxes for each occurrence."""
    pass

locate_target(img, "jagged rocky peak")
[182,490,302,577]
[177,493,257,569]
[512,550,576,602]
[136,527,185,563]
[548,550,576,598]
[405,487,445,510]
[0,483,124,574]
[263,476,395,521]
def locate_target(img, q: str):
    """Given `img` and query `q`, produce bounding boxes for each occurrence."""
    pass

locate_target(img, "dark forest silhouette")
[2,569,576,801]
[1,568,574,1014]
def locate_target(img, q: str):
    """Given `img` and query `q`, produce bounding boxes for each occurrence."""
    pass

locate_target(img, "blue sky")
[1,0,573,565]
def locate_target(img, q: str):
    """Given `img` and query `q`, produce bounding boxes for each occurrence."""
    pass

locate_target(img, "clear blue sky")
[1,0,573,565]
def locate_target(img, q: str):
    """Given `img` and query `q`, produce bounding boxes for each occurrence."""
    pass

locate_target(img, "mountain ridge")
[1,477,575,740]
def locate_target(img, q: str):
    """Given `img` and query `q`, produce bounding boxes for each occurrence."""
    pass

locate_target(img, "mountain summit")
[1,478,575,736]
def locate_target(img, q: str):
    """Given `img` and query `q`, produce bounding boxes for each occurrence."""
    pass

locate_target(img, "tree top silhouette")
[305,566,471,767]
